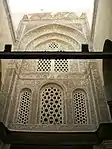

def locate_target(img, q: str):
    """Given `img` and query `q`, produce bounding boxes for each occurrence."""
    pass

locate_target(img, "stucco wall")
[93,0,112,51]
[0,0,15,86]
[92,0,112,84]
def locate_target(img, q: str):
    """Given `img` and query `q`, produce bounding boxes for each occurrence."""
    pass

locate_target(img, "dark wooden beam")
[1,51,112,59]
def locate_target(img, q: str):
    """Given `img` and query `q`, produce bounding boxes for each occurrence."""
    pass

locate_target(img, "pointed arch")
[18,24,87,51]
[39,83,64,124]
[73,89,88,124]
[24,23,84,38]
[17,88,32,124]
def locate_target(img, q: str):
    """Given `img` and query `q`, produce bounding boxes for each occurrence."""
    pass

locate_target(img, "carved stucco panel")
[20,59,90,74]
[18,25,87,51]
[24,22,83,34]
[89,61,111,122]
[7,69,98,131]
[25,33,80,51]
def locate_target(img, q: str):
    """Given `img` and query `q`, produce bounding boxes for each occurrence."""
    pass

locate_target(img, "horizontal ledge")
[0,52,112,59]
[1,122,112,144]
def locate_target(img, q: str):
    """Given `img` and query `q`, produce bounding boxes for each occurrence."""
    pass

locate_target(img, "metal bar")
[0,51,112,59]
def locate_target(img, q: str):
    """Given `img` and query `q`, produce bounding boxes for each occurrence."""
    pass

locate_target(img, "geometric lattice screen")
[39,84,63,124]
[37,59,51,72]
[17,88,32,124]
[73,89,88,124]
[54,59,68,72]
[37,59,68,72]
[36,41,69,72]
[49,42,59,49]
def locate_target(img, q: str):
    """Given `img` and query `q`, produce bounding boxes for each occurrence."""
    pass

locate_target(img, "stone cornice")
[26,12,87,21]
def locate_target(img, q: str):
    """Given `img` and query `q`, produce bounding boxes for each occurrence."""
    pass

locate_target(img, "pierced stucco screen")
[39,84,63,124]
[17,88,32,124]
[54,59,68,72]
[37,59,51,72]
[73,89,88,124]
